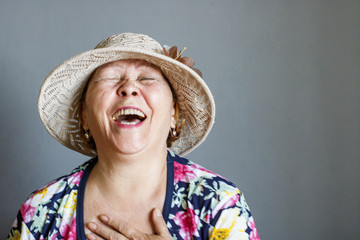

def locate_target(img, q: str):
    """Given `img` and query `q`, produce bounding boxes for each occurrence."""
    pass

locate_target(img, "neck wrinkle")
[89,148,168,196]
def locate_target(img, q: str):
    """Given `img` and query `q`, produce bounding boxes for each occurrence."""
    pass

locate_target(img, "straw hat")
[38,33,215,157]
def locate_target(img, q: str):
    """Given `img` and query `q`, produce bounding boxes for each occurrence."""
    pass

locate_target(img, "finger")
[152,208,172,238]
[85,232,105,240]
[85,226,106,240]
[99,215,143,239]
[87,221,127,240]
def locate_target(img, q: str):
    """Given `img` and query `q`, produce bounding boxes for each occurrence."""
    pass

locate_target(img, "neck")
[83,147,169,235]
[89,147,168,196]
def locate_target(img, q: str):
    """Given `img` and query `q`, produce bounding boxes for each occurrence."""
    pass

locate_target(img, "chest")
[83,184,166,235]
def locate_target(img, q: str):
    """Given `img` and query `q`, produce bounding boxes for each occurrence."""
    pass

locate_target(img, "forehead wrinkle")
[122,59,162,73]
[96,59,161,75]
[89,59,167,89]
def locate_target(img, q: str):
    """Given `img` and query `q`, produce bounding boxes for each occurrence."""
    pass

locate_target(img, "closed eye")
[138,77,155,81]
[94,77,121,83]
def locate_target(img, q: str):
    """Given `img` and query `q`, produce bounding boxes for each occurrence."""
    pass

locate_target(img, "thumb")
[152,208,171,238]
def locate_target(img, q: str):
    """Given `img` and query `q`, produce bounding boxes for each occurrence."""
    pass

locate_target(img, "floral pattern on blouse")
[7,151,259,240]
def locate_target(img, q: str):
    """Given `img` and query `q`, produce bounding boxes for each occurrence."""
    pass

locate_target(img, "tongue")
[118,115,143,124]
[121,118,141,124]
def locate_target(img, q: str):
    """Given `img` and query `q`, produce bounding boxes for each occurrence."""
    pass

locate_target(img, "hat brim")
[38,46,215,156]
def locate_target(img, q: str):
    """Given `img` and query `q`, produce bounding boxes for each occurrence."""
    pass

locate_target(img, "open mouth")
[112,108,146,126]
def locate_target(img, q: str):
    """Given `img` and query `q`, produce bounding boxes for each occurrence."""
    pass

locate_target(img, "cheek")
[84,90,112,123]
[148,86,174,112]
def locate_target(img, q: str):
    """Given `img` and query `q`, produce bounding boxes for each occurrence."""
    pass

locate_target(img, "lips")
[112,107,146,126]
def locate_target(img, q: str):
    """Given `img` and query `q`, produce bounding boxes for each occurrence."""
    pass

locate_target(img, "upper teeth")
[112,108,145,120]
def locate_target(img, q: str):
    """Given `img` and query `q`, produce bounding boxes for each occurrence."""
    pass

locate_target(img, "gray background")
[1,0,359,239]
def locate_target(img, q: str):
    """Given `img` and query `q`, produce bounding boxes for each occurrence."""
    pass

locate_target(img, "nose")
[121,90,137,96]
[117,80,139,97]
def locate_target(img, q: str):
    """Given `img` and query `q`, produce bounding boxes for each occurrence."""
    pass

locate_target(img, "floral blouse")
[7,151,259,240]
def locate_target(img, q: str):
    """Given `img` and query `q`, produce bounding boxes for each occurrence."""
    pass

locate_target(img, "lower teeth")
[121,121,138,125]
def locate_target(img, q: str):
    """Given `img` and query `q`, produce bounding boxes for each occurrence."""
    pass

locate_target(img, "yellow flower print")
[211,227,230,239]
[209,208,248,240]
[210,213,236,240]
[64,192,77,211]
[224,189,241,197]
[8,230,21,240]
[35,187,48,199]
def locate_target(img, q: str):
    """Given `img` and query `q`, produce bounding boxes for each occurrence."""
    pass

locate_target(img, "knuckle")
[108,232,118,240]
[130,235,147,240]
[116,222,125,232]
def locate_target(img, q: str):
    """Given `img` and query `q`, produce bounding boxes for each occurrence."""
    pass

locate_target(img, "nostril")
[121,91,127,96]
[131,91,137,96]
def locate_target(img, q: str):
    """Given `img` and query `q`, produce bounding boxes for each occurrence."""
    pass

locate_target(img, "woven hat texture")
[38,33,215,156]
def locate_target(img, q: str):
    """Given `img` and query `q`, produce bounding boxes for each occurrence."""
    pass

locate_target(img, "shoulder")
[169,152,244,213]
[167,152,256,239]
[19,159,93,224]
[170,152,239,194]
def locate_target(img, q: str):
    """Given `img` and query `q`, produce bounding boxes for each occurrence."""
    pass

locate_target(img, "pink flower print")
[59,217,77,240]
[173,207,199,240]
[174,162,197,184]
[20,199,36,223]
[211,193,240,218]
[223,193,240,209]
[192,163,223,178]
[248,216,260,240]
[59,222,69,237]
[67,217,77,240]
[204,213,211,223]
[192,164,214,174]
[11,218,18,228]
[50,233,58,240]
[68,171,83,185]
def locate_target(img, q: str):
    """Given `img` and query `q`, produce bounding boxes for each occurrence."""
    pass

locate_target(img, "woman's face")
[82,59,176,156]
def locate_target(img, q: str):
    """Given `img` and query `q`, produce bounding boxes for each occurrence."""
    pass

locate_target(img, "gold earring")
[84,129,91,140]
[170,128,177,138]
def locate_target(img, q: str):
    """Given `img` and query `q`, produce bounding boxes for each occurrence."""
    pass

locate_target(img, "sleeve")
[7,211,35,240]
[208,190,260,240]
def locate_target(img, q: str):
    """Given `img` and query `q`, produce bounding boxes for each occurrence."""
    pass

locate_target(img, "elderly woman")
[7,33,259,240]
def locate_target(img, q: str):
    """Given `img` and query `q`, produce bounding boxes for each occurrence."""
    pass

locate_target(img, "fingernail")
[88,222,97,230]
[86,233,96,240]
[155,208,162,217]
[99,215,109,222]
